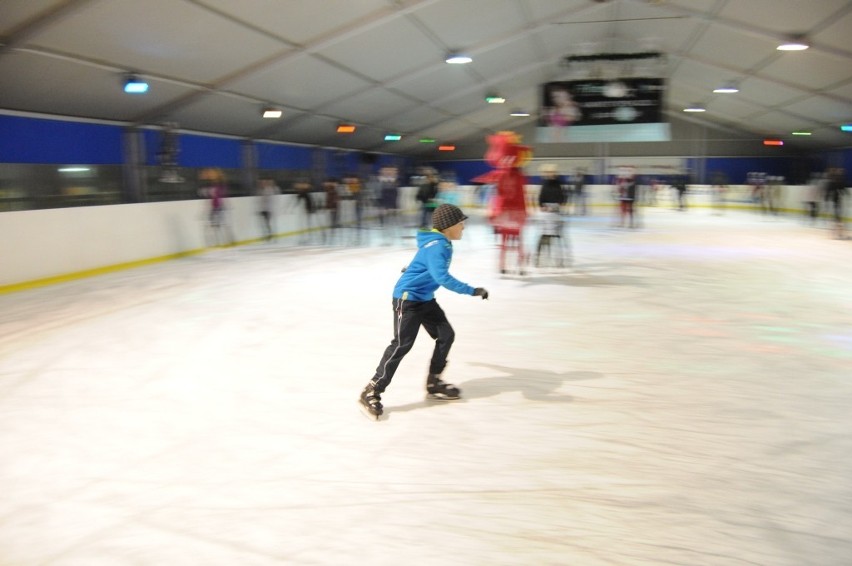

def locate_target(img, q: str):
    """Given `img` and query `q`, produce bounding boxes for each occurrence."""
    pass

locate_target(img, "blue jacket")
[393,230,475,301]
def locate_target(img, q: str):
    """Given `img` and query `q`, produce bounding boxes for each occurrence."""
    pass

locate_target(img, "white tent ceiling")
[1,0,851,158]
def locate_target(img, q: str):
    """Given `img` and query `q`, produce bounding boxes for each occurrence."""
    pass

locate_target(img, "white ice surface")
[1,208,851,565]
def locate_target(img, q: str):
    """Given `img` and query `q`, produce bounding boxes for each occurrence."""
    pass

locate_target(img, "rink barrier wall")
[0,186,417,293]
[1,184,847,293]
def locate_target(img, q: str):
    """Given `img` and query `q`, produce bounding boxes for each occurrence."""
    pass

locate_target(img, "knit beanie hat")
[432,203,468,231]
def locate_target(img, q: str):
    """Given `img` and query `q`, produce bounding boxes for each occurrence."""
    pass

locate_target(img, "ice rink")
[1,206,851,565]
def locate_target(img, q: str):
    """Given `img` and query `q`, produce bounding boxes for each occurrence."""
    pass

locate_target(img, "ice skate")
[426,374,461,401]
[359,384,383,420]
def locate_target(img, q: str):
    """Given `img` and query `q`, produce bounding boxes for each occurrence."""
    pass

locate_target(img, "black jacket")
[539,177,566,207]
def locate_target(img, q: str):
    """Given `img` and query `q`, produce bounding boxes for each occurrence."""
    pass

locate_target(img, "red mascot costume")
[472,131,532,274]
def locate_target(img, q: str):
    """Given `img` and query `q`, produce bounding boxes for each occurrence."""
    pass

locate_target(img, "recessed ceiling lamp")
[510,108,530,117]
[777,35,809,51]
[445,52,472,64]
[683,103,706,112]
[337,124,356,133]
[262,105,282,118]
[840,124,852,132]
[123,73,149,94]
[384,134,402,141]
[713,83,739,94]
[485,93,505,104]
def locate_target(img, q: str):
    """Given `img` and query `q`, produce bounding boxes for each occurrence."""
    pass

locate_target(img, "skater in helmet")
[359,203,489,419]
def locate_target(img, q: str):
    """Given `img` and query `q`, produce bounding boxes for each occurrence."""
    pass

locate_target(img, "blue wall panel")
[178,134,242,168]
[705,157,793,184]
[0,115,123,164]
[257,142,312,170]
[141,130,243,168]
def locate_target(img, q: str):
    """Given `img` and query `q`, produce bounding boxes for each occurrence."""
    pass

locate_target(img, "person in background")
[825,167,848,239]
[571,167,587,215]
[536,164,568,267]
[710,170,728,215]
[292,178,316,244]
[804,172,823,224]
[344,175,364,231]
[674,173,688,211]
[416,169,440,229]
[377,166,400,242]
[199,167,234,247]
[616,171,638,228]
[256,177,280,242]
[538,164,566,211]
[320,177,341,244]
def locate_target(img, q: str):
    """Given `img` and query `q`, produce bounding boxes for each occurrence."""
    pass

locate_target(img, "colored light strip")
[419,138,436,143]
[763,139,784,146]
[438,145,456,151]
[337,125,356,133]
[384,134,402,141]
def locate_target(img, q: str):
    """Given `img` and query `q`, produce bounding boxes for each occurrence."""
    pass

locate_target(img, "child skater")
[358,204,489,420]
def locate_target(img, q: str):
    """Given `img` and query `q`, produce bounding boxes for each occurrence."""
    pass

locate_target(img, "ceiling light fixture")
[791,131,812,136]
[683,103,706,112]
[713,83,739,93]
[337,124,356,133]
[384,134,402,141]
[763,139,784,146]
[840,124,852,132]
[510,109,530,117]
[485,93,505,104]
[262,105,282,119]
[123,73,149,94]
[419,138,436,143]
[445,52,472,64]
[777,35,809,51]
[438,144,456,151]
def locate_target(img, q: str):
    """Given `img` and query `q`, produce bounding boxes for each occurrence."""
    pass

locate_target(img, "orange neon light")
[438,145,456,151]
[337,125,356,133]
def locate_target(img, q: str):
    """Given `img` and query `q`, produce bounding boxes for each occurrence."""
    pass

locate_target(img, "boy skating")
[359,204,489,420]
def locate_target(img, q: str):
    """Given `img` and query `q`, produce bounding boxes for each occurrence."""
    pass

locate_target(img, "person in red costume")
[472,131,532,274]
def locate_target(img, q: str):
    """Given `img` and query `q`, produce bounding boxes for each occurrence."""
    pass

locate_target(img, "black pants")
[371,298,455,393]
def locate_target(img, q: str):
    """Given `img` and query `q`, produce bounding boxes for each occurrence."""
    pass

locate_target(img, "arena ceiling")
[1,0,851,158]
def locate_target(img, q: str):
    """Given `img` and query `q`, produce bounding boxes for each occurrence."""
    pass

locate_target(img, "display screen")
[537,78,669,142]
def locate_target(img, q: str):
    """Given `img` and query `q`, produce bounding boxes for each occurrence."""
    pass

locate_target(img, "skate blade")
[358,400,383,421]
[425,393,461,401]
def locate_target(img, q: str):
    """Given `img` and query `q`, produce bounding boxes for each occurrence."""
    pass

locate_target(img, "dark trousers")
[371,298,455,393]
[419,203,432,229]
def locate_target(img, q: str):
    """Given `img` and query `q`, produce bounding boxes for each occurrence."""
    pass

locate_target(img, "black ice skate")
[426,374,461,401]
[359,384,383,420]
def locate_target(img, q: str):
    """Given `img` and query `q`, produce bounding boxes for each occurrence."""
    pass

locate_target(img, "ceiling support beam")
[0,0,101,55]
